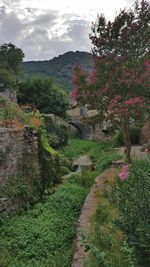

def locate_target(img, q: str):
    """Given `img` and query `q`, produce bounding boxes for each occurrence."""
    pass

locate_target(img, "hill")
[21,51,93,91]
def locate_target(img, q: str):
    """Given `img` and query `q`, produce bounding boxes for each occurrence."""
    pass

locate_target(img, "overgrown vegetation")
[83,157,150,267]
[0,101,68,207]
[84,195,137,267]
[18,76,69,118]
[113,127,141,147]
[0,138,119,267]
[0,170,96,267]
[0,43,24,91]
[109,159,150,266]
[63,138,120,171]
[44,115,68,148]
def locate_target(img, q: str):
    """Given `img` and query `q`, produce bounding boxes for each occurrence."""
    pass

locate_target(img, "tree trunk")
[122,120,132,164]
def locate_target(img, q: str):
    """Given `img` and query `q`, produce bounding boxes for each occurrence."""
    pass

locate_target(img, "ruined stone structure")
[141,121,150,144]
[0,126,40,214]
[0,89,17,103]
[67,104,111,141]
[0,127,39,183]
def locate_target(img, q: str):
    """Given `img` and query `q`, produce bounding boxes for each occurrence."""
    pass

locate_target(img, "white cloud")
[0,0,135,60]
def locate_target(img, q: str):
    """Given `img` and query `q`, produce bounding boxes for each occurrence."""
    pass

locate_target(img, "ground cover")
[0,172,96,267]
[62,138,120,171]
[0,138,119,267]
[85,157,150,267]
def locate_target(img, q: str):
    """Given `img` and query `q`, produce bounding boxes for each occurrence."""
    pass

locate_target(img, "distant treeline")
[21,51,93,91]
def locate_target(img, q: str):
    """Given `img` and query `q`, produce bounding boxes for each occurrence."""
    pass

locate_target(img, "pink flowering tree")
[72,56,150,164]
[71,1,150,164]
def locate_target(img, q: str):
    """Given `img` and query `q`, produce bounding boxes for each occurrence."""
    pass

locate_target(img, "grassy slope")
[0,139,119,267]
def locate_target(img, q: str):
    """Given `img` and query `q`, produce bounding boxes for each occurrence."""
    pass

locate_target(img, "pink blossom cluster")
[111,95,122,104]
[124,97,144,105]
[88,69,97,84]
[119,165,129,181]
[70,88,78,101]
[144,60,150,72]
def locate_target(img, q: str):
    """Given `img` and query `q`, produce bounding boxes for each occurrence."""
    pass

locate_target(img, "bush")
[83,195,137,267]
[0,68,17,91]
[44,116,68,148]
[110,159,150,266]
[113,127,141,147]
[18,76,69,118]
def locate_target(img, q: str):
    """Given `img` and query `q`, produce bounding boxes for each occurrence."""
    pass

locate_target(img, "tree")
[71,0,150,163]
[0,43,24,74]
[19,76,69,118]
[0,68,17,92]
[90,0,150,59]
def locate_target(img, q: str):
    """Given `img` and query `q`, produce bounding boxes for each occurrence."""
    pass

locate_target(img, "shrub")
[83,195,137,267]
[110,159,150,266]
[113,127,141,147]
[44,116,68,148]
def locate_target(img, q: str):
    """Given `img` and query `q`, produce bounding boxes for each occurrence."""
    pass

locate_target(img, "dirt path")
[72,167,116,267]
[118,145,148,159]
[72,147,149,267]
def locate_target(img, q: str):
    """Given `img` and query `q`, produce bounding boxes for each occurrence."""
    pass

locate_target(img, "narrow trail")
[72,167,116,267]
[72,146,149,267]
[118,145,148,159]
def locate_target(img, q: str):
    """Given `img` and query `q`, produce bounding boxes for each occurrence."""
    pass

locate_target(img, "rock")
[112,160,124,168]
[73,156,94,171]
[141,121,150,144]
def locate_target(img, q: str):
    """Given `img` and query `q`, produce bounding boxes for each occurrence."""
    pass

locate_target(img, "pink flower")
[119,165,129,181]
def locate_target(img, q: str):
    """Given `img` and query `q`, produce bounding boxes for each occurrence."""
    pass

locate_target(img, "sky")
[0,0,135,61]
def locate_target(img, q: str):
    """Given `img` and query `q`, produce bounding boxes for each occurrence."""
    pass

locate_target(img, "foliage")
[63,138,120,171]
[0,102,43,129]
[58,154,71,176]
[109,159,150,266]
[20,51,93,91]
[18,76,69,117]
[113,127,141,147]
[38,127,62,191]
[44,115,68,148]
[90,0,150,59]
[84,195,137,267]
[0,139,42,208]
[0,43,24,92]
[0,174,41,207]
[47,132,60,148]
[0,43,24,74]
[0,104,64,206]
[72,0,150,163]
[0,68,17,91]
[0,170,94,267]
[0,150,6,166]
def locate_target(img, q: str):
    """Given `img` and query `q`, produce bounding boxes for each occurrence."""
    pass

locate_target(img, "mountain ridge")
[21,51,93,91]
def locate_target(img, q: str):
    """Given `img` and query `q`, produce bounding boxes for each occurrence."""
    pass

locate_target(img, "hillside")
[21,51,93,91]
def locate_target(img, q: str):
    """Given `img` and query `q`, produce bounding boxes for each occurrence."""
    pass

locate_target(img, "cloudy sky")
[0,0,135,61]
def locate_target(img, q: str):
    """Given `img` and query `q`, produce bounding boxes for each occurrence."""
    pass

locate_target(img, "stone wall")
[0,89,17,103]
[141,121,150,144]
[0,126,40,214]
[0,127,39,183]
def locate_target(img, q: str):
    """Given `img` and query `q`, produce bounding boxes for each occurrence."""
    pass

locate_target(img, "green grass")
[62,138,97,159]
[0,138,120,267]
[63,138,120,171]
[0,171,96,267]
